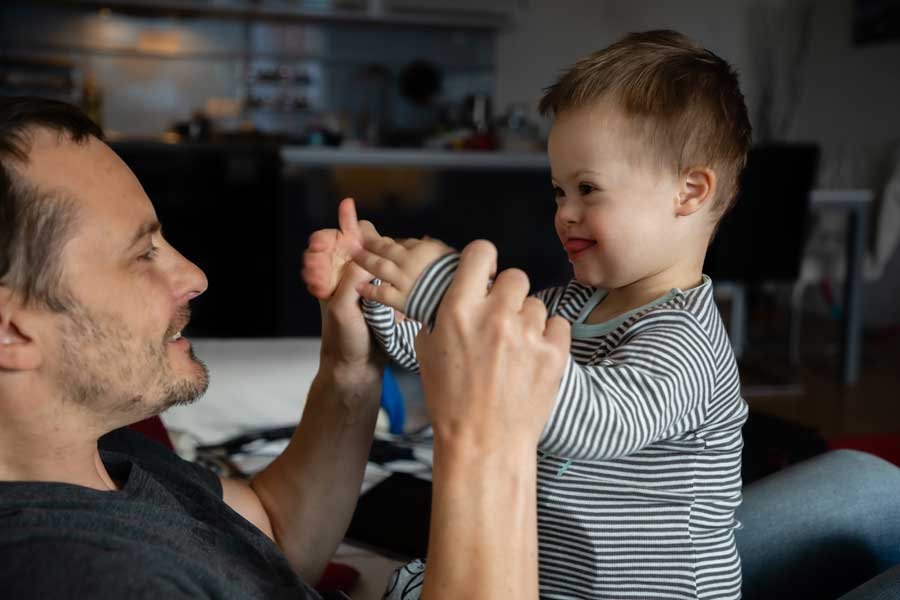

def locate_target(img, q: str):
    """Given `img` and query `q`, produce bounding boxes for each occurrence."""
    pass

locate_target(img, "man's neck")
[0,383,118,491]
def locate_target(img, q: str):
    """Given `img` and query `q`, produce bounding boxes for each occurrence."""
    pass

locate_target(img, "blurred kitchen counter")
[281,145,548,169]
[109,137,550,171]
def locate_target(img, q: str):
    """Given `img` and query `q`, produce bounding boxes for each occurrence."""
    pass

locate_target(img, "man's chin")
[164,355,210,408]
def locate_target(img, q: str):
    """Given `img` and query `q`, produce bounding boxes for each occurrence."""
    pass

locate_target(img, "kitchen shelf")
[63,0,512,29]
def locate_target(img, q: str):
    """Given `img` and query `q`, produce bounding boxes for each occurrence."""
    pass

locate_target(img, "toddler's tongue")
[565,239,596,253]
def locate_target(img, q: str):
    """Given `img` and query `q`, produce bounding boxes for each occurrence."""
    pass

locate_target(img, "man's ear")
[675,166,716,217]
[0,287,43,372]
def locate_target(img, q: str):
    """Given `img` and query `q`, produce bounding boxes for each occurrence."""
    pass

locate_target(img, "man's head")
[540,30,751,289]
[0,97,209,434]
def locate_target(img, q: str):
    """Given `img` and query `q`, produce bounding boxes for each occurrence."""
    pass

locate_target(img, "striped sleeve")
[539,311,717,461]
[360,297,423,372]
[532,285,566,314]
[359,253,459,373]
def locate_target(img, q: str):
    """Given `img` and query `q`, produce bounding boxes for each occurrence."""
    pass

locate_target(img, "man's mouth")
[165,306,191,344]
[564,238,597,259]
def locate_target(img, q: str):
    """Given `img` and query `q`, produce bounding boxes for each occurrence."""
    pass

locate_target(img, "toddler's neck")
[584,271,703,325]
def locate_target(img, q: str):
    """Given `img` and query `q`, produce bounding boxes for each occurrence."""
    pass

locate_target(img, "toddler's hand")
[302,197,368,299]
[353,227,454,312]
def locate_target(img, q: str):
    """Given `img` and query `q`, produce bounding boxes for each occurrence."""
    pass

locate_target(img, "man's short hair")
[0,97,103,311]
[539,30,752,218]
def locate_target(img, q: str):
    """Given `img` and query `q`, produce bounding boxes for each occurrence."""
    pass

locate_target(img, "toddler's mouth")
[564,238,597,260]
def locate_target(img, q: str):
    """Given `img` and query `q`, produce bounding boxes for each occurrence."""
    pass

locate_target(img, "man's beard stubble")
[56,300,209,421]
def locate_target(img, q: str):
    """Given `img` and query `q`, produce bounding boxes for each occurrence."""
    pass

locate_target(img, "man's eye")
[138,246,159,261]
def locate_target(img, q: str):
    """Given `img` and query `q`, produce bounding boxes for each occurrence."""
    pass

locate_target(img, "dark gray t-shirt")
[0,427,331,599]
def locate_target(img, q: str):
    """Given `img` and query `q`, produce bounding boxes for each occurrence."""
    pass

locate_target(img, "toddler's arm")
[354,231,455,314]
[371,252,721,461]
[540,316,721,461]
[358,253,461,373]
[351,228,455,372]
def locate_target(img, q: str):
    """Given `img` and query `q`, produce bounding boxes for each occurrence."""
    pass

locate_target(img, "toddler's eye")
[578,183,595,195]
[552,185,564,198]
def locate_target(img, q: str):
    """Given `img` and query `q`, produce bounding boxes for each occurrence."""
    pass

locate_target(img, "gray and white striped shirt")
[363,253,747,600]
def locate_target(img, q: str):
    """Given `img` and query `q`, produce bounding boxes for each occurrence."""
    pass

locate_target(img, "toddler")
[304,30,751,600]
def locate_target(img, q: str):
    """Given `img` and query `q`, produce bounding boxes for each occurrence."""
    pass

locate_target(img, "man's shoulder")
[0,537,203,599]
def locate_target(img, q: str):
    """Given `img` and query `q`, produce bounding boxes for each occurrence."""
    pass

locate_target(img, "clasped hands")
[302,197,571,448]
[302,197,453,314]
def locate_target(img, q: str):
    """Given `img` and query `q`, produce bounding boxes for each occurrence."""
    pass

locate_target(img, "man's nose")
[171,250,208,304]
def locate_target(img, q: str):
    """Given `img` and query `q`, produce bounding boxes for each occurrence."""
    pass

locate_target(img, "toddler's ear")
[675,167,715,217]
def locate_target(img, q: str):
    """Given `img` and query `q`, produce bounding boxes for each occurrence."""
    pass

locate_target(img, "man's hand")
[302,197,380,382]
[416,240,570,450]
[353,227,454,313]
[246,202,384,583]
[302,197,366,300]
[417,240,570,600]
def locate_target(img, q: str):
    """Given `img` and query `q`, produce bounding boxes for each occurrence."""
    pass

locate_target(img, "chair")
[705,144,820,361]
[736,449,900,600]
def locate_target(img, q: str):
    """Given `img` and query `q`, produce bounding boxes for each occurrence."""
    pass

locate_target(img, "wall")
[0,3,495,138]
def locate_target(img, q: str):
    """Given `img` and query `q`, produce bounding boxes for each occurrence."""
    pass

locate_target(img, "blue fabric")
[737,450,900,600]
[380,367,405,435]
[839,564,900,600]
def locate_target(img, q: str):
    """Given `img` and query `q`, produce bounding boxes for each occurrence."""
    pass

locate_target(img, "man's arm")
[223,259,382,584]
[248,352,381,583]
[415,241,570,599]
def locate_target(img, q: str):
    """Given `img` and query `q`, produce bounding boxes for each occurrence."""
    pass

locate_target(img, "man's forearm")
[423,435,540,600]
[250,358,382,583]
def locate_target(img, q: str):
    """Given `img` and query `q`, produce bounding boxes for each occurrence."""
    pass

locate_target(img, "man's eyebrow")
[126,221,162,251]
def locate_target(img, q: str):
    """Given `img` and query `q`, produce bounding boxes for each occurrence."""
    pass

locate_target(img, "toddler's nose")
[556,201,581,224]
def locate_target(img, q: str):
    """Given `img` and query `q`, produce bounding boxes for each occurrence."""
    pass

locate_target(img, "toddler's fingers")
[356,281,408,311]
[340,261,374,288]
[353,248,410,290]
[361,233,408,266]
[358,219,382,243]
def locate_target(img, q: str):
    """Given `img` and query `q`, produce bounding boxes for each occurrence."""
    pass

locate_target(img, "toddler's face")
[548,103,682,289]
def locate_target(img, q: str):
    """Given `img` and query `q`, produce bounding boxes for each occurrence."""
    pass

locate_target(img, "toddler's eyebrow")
[554,169,604,181]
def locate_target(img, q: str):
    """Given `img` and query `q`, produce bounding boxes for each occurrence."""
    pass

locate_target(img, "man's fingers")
[443,240,497,306]
[520,296,548,328]
[491,268,530,310]
[353,249,410,290]
[544,316,572,354]
[308,229,338,252]
[302,251,334,298]
[337,197,361,239]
